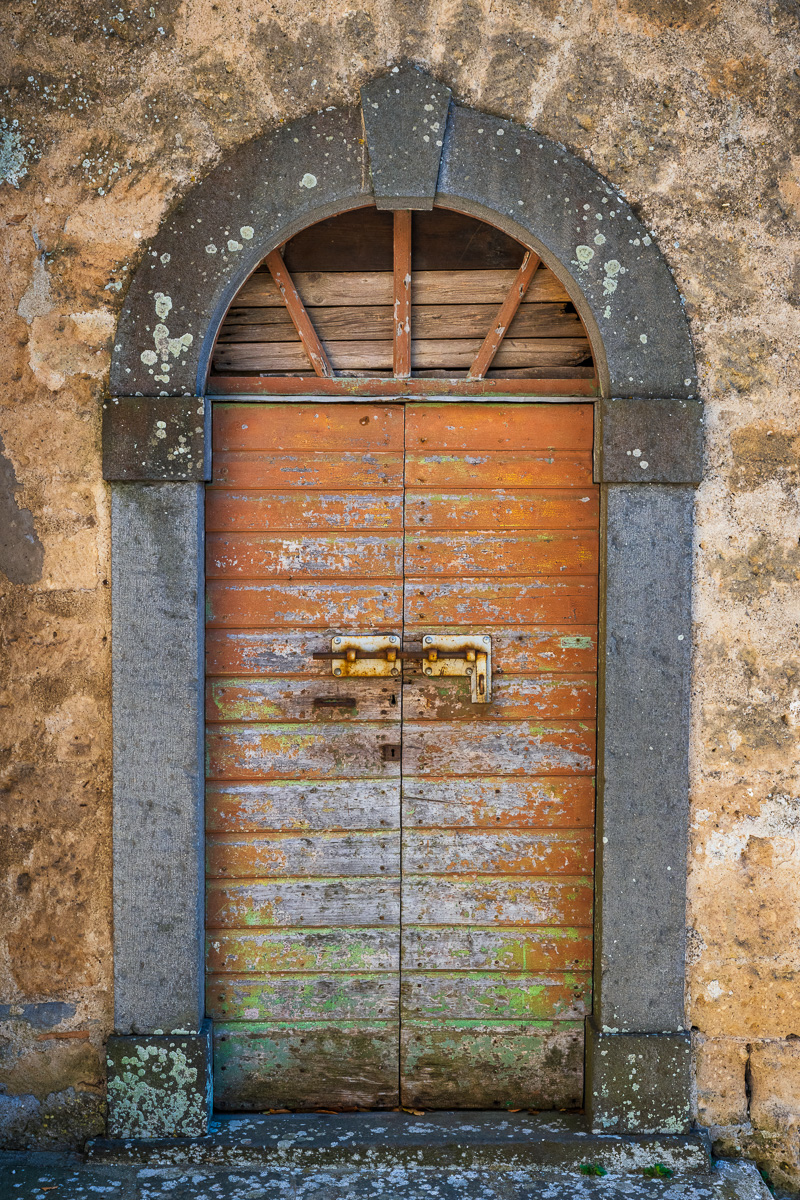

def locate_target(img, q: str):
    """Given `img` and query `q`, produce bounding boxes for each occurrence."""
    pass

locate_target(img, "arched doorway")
[205,206,598,1110]
[103,66,701,1139]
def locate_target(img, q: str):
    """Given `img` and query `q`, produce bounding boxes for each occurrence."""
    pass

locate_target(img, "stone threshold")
[87,1110,712,1174]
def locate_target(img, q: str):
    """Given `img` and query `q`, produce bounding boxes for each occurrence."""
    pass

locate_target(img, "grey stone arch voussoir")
[104,65,702,1140]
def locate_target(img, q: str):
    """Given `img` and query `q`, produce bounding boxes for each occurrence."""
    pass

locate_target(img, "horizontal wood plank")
[401,971,591,1021]
[207,580,404,627]
[214,1022,399,1110]
[207,973,399,1021]
[233,269,572,308]
[207,677,401,723]
[401,926,592,972]
[206,626,598,677]
[212,450,404,490]
[207,532,404,579]
[206,490,403,532]
[207,831,401,878]
[404,577,599,626]
[402,675,596,721]
[218,302,585,342]
[213,403,403,451]
[212,337,591,373]
[401,776,594,829]
[207,877,400,928]
[402,829,593,875]
[208,376,599,397]
[405,530,599,577]
[406,403,594,450]
[207,722,402,780]
[400,1020,582,1109]
[401,874,593,926]
[207,780,400,833]
[402,720,595,776]
[405,451,593,490]
[207,927,399,974]
[405,489,598,530]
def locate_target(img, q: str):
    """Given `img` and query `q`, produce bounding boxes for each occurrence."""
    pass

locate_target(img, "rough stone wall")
[1,0,798,1181]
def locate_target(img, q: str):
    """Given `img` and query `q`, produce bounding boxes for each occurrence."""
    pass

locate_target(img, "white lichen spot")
[639,460,649,469]
[639,333,648,343]
[602,305,611,319]
[240,226,254,240]
[593,233,606,246]
[160,252,171,265]
[706,980,723,1000]
[205,243,218,254]
[300,173,317,189]
[632,449,641,457]
[0,122,29,188]
[424,103,434,111]
[154,292,172,319]
[574,245,595,268]
[140,350,157,366]
[155,420,167,440]
[227,239,243,252]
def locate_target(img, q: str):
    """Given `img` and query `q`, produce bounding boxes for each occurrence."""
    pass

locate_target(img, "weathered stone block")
[102,396,209,481]
[587,1023,692,1134]
[106,1024,212,1139]
[749,1040,800,1133]
[361,65,451,209]
[695,1035,750,1127]
[595,397,704,483]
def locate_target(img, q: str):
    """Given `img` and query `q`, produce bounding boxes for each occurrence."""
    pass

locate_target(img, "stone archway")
[103,65,702,1141]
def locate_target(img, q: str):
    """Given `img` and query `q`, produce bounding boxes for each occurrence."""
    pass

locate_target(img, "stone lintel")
[586,1021,692,1134]
[103,396,210,481]
[361,66,451,209]
[595,397,703,484]
[106,1023,212,1139]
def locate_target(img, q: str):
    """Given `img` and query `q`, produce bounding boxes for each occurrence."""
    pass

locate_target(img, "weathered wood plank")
[206,490,404,532]
[404,577,599,626]
[207,877,400,928]
[206,580,404,627]
[206,677,401,722]
[406,403,594,450]
[209,375,599,397]
[232,268,572,308]
[207,532,404,579]
[218,302,585,341]
[405,530,599,578]
[264,249,333,378]
[207,927,399,974]
[405,489,599,530]
[402,721,595,776]
[214,1021,400,1110]
[400,926,592,972]
[206,780,400,833]
[402,675,596,721]
[206,722,402,780]
[207,973,399,1022]
[400,1020,583,1110]
[402,829,594,876]
[401,875,593,926]
[401,776,594,829]
[213,403,404,451]
[406,450,593,489]
[206,626,598,676]
[401,971,591,1021]
[206,831,401,878]
[212,450,404,490]
[212,336,592,374]
[468,251,541,380]
[393,210,412,378]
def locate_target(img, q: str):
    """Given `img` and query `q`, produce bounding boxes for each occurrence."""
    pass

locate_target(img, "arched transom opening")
[207,206,598,397]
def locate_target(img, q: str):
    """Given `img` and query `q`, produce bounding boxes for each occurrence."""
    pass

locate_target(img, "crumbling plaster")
[1,0,799,1183]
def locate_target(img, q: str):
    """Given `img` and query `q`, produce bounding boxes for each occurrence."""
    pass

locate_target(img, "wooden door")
[205,400,597,1111]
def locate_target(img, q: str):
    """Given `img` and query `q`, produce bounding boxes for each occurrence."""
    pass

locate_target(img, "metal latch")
[314,634,401,678]
[418,634,492,703]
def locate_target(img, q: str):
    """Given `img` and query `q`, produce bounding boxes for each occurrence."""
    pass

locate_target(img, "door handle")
[413,634,492,704]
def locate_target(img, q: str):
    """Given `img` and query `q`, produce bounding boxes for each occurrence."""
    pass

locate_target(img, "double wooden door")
[205,401,598,1111]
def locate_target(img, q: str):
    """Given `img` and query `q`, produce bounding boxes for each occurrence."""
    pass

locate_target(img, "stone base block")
[106,1022,212,1139]
[587,1020,691,1134]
